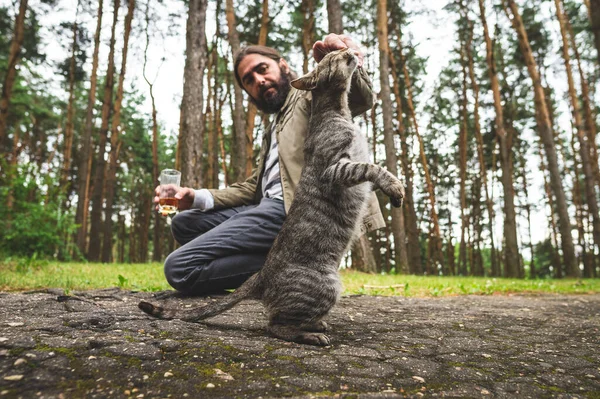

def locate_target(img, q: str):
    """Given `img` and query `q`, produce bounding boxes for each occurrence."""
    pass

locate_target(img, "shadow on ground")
[0,289,599,398]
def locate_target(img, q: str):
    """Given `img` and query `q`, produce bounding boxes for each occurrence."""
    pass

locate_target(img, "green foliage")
[0,164,79,260]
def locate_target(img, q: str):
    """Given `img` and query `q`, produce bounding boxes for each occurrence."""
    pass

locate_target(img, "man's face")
[237,54,291,114]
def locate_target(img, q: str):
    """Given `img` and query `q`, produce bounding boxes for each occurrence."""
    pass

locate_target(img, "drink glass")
[158,169,181,216]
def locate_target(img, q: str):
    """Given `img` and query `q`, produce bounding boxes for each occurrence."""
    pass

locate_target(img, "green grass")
[1,258,599,296]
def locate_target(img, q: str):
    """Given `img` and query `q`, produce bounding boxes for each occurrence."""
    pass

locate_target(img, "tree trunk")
[101,0,135,263]
[589,0,600,65]
[327,0,343,34]
[397,33,444,270]
[478,0,518,276]
[242,0,269,178]
[565,15,600,190]
[88,0,120,261]
[458,28,469,276]
[376,0,409,274]
[571,134,591,277]
[142,0,162,262]
[466,7,497,277]
[517,162,536,279]
[555,0,600,257]
[505,0,577,276]
[388,39,422,274]
[225,0,246,182]
[180,0,208,188]
[60,9,79,196]
[300,0,315,74]
[0,0,28,146]
[75,0,103,255]
[205,32,218,189]
[138,194,152,262]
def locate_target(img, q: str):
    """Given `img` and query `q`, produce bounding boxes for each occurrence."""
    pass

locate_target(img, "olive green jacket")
[208,67,385,233]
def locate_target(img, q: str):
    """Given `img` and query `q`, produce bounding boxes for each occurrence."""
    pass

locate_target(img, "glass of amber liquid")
[158,169,181,216]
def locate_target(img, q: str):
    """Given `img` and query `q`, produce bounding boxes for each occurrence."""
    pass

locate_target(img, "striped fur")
[139,49,404,346]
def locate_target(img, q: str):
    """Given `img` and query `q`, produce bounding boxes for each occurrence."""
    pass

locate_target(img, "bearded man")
[157,34,384,295]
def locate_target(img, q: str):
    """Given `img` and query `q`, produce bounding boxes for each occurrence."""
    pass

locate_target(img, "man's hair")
[233,45,284,89]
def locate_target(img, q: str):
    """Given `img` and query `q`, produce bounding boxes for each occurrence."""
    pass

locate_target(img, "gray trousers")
[164,198,286,295]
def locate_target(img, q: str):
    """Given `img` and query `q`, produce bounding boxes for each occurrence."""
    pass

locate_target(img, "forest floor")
[0,289,599,398]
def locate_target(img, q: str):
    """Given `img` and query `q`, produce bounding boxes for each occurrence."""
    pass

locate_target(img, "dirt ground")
[0,289,599,398]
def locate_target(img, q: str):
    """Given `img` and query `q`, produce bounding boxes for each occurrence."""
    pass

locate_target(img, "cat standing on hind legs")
[139,48,404,346]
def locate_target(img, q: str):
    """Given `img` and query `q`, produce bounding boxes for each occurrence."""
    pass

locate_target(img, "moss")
[35,345,78,361]
[124,335,137,343]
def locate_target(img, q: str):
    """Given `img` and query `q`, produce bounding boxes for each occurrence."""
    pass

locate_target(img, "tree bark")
[505,0,578,276]
[397,34,444,270]
[555,0,600,257]
[565,15,600,190]
[75,0,103,255]
[327,0,343,34]
[225,0,246,182]
[479,1,519,276]
[300,0,316,74]
[242,0,269,178]
[376,0,408,274]
[180,0,208,188]
[88,0,120,261]
[539,151,563,278]
[142,0,162,262]
[466,8,497,277]
[0,0,28,146]
[458,25,469,276]
[388,39,422,274]
[570,134,592,277]
[60,10,79,197]
[589,0,600,65]
[101,0,135,263]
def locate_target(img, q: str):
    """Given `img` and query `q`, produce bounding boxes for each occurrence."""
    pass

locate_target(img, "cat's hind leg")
[268,323,331,346]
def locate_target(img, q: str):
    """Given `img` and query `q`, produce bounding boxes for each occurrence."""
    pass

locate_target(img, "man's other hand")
[312,34,364,67]
[154,186,195,212]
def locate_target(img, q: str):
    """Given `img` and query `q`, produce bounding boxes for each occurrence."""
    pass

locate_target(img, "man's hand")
[154,185,195,212]
[312,33,364,67]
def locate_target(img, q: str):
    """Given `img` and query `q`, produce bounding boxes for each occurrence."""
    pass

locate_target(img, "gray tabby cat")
[138,48,405,346]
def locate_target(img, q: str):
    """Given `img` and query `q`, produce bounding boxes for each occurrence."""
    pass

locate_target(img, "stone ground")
[0,290,599,399]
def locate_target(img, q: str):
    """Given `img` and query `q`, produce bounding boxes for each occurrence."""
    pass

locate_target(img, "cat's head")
[290,48,358,92]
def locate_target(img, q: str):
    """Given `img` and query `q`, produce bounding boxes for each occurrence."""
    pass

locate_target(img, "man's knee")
[164,250,197,292]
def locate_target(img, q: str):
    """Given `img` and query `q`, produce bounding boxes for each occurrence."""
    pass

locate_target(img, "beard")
[250,67,292,114]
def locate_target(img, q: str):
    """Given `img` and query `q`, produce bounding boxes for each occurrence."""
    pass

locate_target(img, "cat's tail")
[138,273,262,322]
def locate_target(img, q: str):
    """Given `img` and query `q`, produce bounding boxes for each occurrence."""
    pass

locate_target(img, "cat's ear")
[291,71,318,91]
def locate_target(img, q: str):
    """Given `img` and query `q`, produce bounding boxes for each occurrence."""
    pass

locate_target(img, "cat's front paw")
[385,182,405,208]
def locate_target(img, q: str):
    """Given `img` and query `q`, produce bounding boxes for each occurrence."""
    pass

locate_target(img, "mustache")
[259,82,277,97]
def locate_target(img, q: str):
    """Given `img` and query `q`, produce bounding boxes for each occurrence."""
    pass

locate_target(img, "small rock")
[88,356,97,360]
[124,390,131,395]
[206,383,215,389]
[25,353,36,358]
[412,376,425,383]
[7,322,24,327]
[585,374,596,379]
[213,369,234,381]
[13,359,26,366]
[3,375,24,382]
[164,372,173,378]
[0,350,8,357]
[0,338,8,342]
[481,389,490,395]
[1,390,9,396]
[143,375,149,380]
[482,353,492,358]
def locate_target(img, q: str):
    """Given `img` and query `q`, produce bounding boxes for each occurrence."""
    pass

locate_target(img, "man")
[156,34,385,295]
